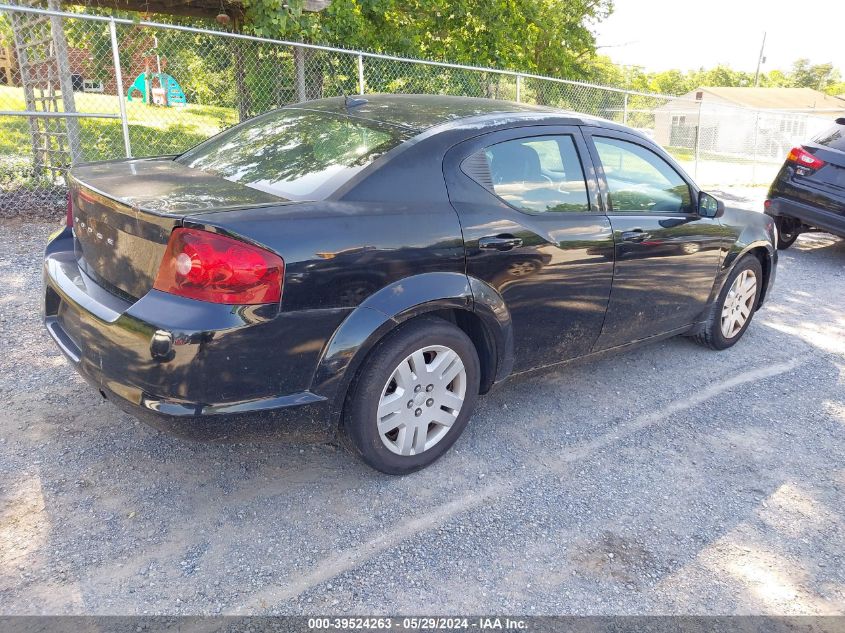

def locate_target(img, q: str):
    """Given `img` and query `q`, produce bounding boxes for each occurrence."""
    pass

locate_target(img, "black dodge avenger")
[44,94,777,474]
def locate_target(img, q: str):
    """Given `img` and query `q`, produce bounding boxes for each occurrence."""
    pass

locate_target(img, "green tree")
[0,13,13,47]
[239,0,613,79]
[688,65,753,88]
[790,58,841,92]
[647,69,692,96]
[760,69,792,88]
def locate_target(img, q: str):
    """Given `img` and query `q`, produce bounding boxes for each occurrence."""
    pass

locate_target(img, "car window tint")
[594,137,693,213]
[176,110,411,201]
[813,123,845,152]
[476,136,590,213]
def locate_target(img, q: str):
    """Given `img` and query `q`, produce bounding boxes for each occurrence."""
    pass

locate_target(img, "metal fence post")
[751,110,760,184]
[516,74,522,103]
[357,54,365,95]
[622,91,629,125]
[109,17,131,158]
[694,99,703,180]
[294,46,307,103]
[48,0,82,165]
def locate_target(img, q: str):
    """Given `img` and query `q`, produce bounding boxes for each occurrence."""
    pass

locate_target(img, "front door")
[444,126,615,372]
[584,131,722,350]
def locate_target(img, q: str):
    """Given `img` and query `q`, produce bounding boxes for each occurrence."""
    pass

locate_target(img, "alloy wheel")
[376,345,467,456]
[720,269,757,339]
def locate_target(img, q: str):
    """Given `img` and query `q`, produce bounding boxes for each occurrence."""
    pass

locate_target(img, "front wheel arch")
[691,241,774,332]
[746,246,773,309]
[690,253,764,350]
[719,241,774,309]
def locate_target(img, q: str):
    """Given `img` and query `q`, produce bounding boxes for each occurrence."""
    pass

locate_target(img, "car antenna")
[344,94,368,109]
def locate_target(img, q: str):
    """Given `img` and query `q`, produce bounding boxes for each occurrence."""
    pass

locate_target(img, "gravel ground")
[1,190,844,615]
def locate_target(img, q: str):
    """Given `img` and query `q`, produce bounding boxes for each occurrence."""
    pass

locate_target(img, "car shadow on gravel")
[8,315,841,614]
[785,232,844,258]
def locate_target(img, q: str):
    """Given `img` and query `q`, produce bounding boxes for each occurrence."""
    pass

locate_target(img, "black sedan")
[43,95,777,474]
[766,117,845,248]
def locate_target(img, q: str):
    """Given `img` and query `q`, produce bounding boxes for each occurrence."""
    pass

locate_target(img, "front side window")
[593,137,693,213]
[468,135,590,213]
[177,109,411,200]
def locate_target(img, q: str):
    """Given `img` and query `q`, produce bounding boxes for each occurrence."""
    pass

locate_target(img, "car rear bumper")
[43,228,338,436]
[765,196,845,238]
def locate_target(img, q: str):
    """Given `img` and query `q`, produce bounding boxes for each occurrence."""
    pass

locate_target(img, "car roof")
[286,93,605,133]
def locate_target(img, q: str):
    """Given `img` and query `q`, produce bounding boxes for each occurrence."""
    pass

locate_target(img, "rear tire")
[343,317,480,475]
[775,216,800,250]
[691,255,763,350]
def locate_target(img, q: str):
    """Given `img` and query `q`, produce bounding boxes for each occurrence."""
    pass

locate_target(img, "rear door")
[583,129,722,350]
[444,125,615,372]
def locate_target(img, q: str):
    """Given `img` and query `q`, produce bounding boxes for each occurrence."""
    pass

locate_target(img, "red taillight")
[786,146,825,170]
[153,228,284,305]
[66,192,73,228]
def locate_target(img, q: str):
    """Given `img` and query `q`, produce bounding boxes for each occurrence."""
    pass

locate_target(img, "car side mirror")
[698,191,725,219]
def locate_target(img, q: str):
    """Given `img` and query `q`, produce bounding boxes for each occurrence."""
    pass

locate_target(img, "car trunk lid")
[804,144,845,191]
[68,158,286,300]
[789,121,845,216]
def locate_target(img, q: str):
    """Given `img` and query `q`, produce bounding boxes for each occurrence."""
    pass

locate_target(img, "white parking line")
[235,355,810,612]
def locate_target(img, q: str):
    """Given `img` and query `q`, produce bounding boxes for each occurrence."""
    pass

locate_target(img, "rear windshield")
[176,109,412,200]
[812,122,845,152]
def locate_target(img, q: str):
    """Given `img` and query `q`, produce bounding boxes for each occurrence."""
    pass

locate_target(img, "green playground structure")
[127,72,187,106]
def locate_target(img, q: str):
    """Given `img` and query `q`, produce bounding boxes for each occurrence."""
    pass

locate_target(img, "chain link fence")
[0,3,841,216]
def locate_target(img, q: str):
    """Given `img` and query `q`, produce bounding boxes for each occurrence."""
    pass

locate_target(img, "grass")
[666,145,781,166]
[0,85,237,162]
[0,86,238,213]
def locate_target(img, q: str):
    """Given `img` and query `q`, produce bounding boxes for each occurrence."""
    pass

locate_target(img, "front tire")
[691,255,763,350]
[344,317,480,475]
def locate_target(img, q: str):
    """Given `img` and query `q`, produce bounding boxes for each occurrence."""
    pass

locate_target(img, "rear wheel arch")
[335,305,506,415]
[390,277,514,393]
[310,273,513,422]
[341,315,482,474]
[408,307,500,394]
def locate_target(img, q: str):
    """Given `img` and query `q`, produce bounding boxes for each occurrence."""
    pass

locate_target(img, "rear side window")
[465,135,591,213]
[813,123,845,152]
[177,110,411,200]
[593,136,693,213]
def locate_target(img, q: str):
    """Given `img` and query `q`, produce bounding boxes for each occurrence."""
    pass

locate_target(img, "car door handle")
[620,229,650,243]
[479,235,523,251]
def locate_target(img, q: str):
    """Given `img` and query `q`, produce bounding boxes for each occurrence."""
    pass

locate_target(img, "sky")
[592,0,843,73]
